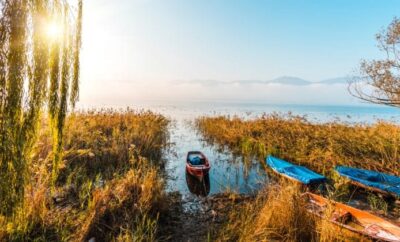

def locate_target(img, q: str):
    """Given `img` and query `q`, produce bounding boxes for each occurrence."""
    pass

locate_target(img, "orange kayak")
[304,192,400,241]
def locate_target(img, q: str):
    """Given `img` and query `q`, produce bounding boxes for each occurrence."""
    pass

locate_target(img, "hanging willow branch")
[0,0,83,215]
[52,3,71,184]
[0,0,29,215]
[70,0,82,107]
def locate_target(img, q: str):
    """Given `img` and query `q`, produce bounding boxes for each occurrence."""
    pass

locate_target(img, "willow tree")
[0,0,83,215]
[350,18,400,106]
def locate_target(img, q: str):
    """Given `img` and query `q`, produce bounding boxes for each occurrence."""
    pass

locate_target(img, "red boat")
[186,151,210,179]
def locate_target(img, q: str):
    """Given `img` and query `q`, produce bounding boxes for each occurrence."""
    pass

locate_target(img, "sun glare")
[45,21,63,40]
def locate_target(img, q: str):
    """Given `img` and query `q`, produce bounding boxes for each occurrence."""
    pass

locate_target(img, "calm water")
[131,101,400,123]
[165,119,267,196]
[98,101,400,196]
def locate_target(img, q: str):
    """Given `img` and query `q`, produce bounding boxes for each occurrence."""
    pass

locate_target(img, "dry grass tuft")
[218,180,316,241]
[75,165,165,241]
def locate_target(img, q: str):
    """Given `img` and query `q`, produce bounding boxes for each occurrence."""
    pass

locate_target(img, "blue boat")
[266,155,326,185]
[336,166,400,198]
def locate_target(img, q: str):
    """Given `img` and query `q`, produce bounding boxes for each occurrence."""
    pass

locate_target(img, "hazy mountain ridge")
[316,77,350,84]
[177,76,351,86]
[265,76,311,85]
[82,75,358,106]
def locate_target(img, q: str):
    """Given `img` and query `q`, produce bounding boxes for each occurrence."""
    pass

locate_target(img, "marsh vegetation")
[196,114,400,176]
[0,110,170,241]
[195,114,400,241]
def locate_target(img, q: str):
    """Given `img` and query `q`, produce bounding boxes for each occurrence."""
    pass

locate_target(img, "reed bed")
[196,114,400,176]
[0,109,170,241]
[196,114,398,241]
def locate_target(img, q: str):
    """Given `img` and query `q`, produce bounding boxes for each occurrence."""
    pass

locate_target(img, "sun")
[45,21,63,40]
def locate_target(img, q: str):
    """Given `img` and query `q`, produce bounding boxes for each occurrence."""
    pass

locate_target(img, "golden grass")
[217,180,316,241]
[75,164,164,241]
[196,114,395,241]
[216,180,368,242]
[0,109,170,241]
[196,114,400,176]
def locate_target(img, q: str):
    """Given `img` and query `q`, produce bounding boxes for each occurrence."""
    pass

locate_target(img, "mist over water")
[79,100,400,123]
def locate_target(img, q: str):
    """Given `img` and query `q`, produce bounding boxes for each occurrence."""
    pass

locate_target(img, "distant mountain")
[267,76,352,85]
[266,76,311,86]
[232,80,268,85]
[175,76,353,86]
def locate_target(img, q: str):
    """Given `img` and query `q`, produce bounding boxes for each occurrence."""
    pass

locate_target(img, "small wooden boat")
[336,166,400,198]
[186,151,210,179]
[266,155,326,185]
[304,192,400,241]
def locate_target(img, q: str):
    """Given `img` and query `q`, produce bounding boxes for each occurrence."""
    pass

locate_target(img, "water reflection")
[185,171,210,196]
[165,117,267,195]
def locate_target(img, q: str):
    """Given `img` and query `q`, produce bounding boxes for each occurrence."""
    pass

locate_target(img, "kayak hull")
[266,155,326,185]
[336,166,400,198]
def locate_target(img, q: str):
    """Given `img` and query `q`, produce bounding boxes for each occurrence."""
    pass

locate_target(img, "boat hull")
[336,166,400,198]
[186,164,210,178]
[266,155,326,185]
[304,192,400,242]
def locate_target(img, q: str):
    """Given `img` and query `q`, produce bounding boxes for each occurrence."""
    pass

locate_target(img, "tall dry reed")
[196,114,400,176]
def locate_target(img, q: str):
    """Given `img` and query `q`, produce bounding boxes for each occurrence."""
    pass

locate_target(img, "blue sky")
[79,0,400,105]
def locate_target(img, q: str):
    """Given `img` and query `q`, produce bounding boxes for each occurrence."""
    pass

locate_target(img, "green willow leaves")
[0,0,83,214]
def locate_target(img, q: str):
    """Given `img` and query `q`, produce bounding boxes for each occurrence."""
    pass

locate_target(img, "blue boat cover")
[336,166,400,197]
[266,156,327,185]
[188,154,206,165]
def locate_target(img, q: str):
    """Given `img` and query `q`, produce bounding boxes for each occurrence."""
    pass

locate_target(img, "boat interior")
[187,152,206,166]
[306,196,364,230]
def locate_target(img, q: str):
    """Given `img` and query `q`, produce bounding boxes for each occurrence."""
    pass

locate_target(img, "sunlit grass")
[0,109,170,241]
[196,114,398,241]
[196,114,400,176]
[215,179,367,242]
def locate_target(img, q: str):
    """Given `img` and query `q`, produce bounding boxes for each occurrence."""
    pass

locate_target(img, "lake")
[82,101,400,197]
